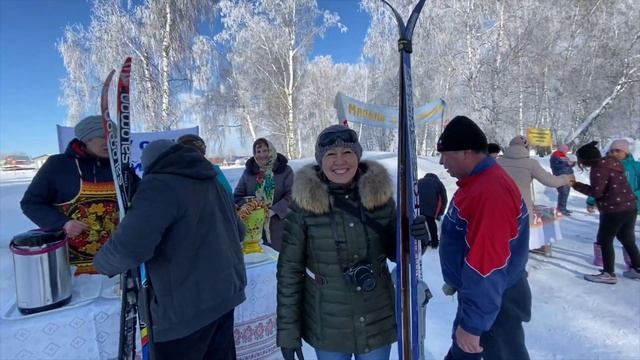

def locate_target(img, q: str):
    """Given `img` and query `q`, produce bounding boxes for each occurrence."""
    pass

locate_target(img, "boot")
[622,268,640,280]
[584,271,617,284]
[593,243,603,267]
[542,244,552,257]
[623,248,632,270]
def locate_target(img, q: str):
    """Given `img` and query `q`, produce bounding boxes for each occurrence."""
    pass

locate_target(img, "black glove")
[281,347,304,360]
[410,215,430,249]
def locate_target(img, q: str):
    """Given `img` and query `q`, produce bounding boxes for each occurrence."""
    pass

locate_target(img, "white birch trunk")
[160,0,172,129]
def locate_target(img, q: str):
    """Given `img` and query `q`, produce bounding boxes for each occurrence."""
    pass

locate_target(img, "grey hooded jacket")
[94,145,246,342]
[498,144,571,224]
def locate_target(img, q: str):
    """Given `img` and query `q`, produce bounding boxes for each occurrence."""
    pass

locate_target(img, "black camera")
[343,261,376,292]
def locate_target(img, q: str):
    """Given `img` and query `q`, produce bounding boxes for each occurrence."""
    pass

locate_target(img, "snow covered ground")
[1,153,639,360]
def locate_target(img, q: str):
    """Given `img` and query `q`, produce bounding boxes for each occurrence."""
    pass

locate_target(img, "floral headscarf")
[254,139,277,206]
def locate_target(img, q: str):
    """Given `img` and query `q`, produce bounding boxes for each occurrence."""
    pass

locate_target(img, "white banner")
[56,125,199,174]
[334,91,445,129]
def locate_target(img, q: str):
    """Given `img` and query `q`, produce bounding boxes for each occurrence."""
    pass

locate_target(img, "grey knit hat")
[74,115,105,143]
[314,125,362,164]
[141,139,176,171]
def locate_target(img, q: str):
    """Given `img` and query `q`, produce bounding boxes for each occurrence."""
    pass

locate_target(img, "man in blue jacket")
[437,116,531,360]
[94,140,246,360]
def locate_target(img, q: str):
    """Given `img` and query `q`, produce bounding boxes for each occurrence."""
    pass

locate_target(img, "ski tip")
[102,69,116,87]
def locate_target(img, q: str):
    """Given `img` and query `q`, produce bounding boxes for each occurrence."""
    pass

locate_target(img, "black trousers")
[445,276,532,360]
[426,216,439,245]
[597,210,640,274]
[155,309,236,360]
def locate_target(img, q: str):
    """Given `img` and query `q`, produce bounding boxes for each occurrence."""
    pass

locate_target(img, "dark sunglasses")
[317,128,358,147]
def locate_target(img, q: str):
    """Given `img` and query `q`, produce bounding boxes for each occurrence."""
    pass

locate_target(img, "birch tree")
[58,0,216,131]
[216,0,345,159]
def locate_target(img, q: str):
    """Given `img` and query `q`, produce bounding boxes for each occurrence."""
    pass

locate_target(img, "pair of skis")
[381,0,428,359]
[101,57,154,360]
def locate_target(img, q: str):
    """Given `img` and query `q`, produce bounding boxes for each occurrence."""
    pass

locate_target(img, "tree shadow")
[527,250,594,278]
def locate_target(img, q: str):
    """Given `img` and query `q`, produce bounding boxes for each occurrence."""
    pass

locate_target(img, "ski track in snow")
[1,155,639,360]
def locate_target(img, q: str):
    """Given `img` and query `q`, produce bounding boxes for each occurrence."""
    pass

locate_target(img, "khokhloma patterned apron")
[58,180,119,275]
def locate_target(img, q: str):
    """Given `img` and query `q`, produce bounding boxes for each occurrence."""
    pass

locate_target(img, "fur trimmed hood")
[292,160,393,214]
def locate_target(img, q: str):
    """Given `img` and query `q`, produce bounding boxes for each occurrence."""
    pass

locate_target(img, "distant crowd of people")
[19,114,639,360]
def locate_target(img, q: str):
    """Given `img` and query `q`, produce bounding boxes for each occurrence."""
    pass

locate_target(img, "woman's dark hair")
[577,158,599,170]
[576,141,601,170]
[252,138,269,155]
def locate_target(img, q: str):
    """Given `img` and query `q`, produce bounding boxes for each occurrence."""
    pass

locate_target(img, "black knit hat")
[437,116,488,152]
[576,141,601,162]
[487,143,501,154]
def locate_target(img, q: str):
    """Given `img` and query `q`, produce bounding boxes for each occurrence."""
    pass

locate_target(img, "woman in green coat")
[276,125,429,360]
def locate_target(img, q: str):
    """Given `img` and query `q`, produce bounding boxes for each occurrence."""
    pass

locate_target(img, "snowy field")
[1,153,639,359]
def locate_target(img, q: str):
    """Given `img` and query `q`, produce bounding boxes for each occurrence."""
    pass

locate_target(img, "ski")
[101,62,136,360]
[381,0,427,359]
[101,57,154,360]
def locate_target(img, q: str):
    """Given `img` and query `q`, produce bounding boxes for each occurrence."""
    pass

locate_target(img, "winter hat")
[436,116,488,152]
[75,115,105,143]
[557,144,570,153]
[315,125,363,165]
[487,143,501,154]
[576,141,601,162]
[609,139,629,154]
[177,134,206,156]
[509,135,529,149]
[141,139,176,171]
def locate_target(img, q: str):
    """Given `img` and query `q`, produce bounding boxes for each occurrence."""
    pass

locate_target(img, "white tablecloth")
[0,248,279,360]
[530,205,563,250]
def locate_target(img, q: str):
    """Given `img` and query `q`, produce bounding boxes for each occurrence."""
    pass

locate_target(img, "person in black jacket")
[417,173,448,249]
[94,140,246,360]
[20,115,117,274]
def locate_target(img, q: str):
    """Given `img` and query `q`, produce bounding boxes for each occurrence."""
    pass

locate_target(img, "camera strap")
[329,207,350,271]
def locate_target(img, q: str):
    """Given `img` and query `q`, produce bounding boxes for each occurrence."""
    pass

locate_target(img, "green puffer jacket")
[277,160,397,354]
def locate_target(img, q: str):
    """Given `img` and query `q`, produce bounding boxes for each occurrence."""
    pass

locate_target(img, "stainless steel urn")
[10,229,72,314]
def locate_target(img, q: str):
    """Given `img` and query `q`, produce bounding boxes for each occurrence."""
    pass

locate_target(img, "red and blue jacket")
[439,156,529,336]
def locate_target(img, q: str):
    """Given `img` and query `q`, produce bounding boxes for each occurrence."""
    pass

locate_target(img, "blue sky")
[0,0,370,157]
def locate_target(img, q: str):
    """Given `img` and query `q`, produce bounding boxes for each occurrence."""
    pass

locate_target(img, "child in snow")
[572,141,640,284]
[550,144,576,215]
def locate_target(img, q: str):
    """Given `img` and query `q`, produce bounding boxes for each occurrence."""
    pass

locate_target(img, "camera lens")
[355,267,376,292]
[360,275,376,292]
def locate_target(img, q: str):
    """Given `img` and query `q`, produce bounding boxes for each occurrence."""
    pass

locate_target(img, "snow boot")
[623,248,632,270]
[622,268,640,280]
[593,243,603,267]
[584,271,617,284]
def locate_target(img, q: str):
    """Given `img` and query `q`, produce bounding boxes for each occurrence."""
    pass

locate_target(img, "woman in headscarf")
[234,138,293,251]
